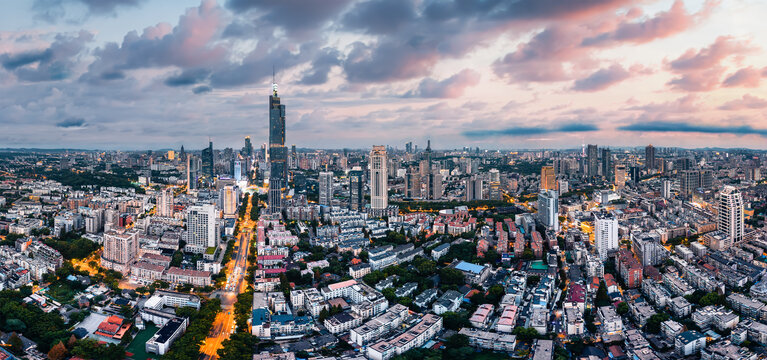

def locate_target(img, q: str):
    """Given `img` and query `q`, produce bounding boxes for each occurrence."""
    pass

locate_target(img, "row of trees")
[161,298,221,360]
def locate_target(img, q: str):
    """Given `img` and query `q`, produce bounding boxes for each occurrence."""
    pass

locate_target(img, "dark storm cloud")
[56,117,86,128]
[619,121,767,136]
[226,0,354,32]
[192,85,212,94]
[423,0,632,22]
[463,123,598,138]
[33,0,145,22]
[572,65,630,91]
[164,68,211,87]
[342,0,416,34]
[404,69,480,98]
[0,31,93,82]
[298,48,342,85]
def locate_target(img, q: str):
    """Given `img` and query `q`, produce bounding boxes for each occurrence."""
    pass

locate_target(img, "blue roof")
[455,261,485,274]
[252,308,268,326]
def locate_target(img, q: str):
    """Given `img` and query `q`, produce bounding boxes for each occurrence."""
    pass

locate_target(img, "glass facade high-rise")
[587,144,599,178]
[348,169,364,211]
[267,82,287,215]
[201,140,214,181]
[370,146,388,210]
[645,144,656,170]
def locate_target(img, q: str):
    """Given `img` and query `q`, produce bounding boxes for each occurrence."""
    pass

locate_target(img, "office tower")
[233,159,242,182]
[405,168,421,198]
[699,169,714,189]
[558,179,569,195]
[349,169,364,211]
[244,136,253,157]
[488,169,501,200]
[718,186,744,246]
[431,172,443,200]
[614,164,627,187]
[186,155,200,193]
[370,146,388,210]
[465,175,483,201]
[167,150,175,161]
[201,140,214,181]
[594,214,618,260]
[662,180,672,199]
[156,188,174,217]
[645,145,656,170]
[537,190,559,232]
[267,81,287,215]
[179,145,185,161]
[587,144,599,178]
[101,230,138,275]
[405,142,412,153]
[540,166,556,191]
[679,170,700,198]
[630,166,641,183]
[319,171,333,206]
[184,204,218,253]
[601,148,613,182]
[220,185,239,218]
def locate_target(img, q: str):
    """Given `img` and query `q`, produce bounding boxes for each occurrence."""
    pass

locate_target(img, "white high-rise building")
[220,185,239,218]
[101,230,139,275]
[718,186,744,246]
[662,180,672,199]
[156,188,174,217]
[370,146,388,210]
[537,190,559,232]
[465,175,483,201]
[594,214,618,260]
[184,204,218,253]
[319,171,333,206]
[488,169,501,200]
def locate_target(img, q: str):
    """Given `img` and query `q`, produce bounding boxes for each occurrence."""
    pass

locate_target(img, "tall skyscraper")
[184,204,218,253]
[267,81,287,215]
[186,155,200,193]
[431,172,443,200]
[679,170,700,198]
[614,164,627,187]
[718,186,744,246]
[587,144,599,178]
[348,169,364,211]
[601,148,613,182]
[220,185,239,218]
[156,188,174,217]
[405,167,421,198]
[244,136,253,157]
[319,171,333,206]
[488,169,501,200]
[101,230,138,275]
[645,145,656,170]
[201,140,214,181]
[369,146,388,210]
[233,159,243,182]
[540,166,556,191]
[595,214,618,260]
[465,175,483,201]
[662,180,672,199]
[537,190,559,232]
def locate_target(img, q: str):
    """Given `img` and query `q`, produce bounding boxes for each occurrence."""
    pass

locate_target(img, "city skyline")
[2,0,767,150]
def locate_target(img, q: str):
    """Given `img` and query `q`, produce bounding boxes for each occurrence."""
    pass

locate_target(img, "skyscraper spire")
[272,65,277,96]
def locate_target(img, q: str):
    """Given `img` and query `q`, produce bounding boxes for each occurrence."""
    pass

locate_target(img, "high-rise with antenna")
[267,70,287,215]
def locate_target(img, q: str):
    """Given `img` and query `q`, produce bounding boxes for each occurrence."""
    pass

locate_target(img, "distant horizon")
[1,1,767,149]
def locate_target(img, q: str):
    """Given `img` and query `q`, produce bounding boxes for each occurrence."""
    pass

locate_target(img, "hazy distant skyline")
[1,0,767,150]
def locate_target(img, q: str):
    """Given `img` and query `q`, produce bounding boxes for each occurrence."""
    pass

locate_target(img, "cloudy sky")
[1,0,766,150]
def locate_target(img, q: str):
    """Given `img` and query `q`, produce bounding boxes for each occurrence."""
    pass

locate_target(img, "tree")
[616,301,629,315]
[445,334,469,349]
[8,333,24,355]
[441,312,469,330]
[47,341,68,360]
[699,292,724,307]
[645,313,670,334]
[522,248,535,260]
[595,281,611,307]
[512,327,542,341]
[218,332,258,360]
[439,267,465,286]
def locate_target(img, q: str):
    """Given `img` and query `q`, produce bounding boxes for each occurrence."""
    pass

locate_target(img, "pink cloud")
[718,94,767,110]
[583,0,717,46]
[406,69,481,98]
[666,36,755,91]
[722,67,764,88]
